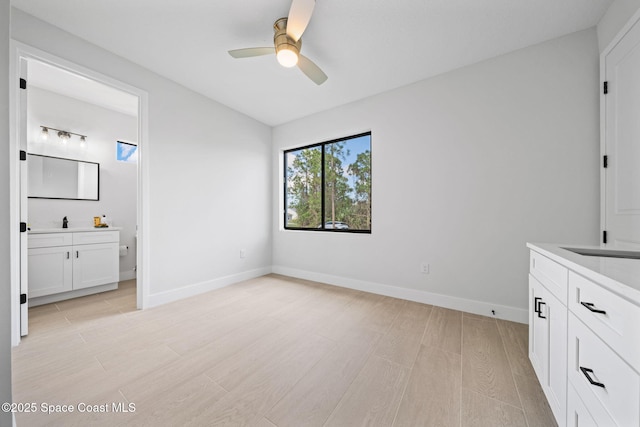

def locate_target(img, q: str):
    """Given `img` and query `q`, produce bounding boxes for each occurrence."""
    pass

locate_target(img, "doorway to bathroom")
[11,44,148,342]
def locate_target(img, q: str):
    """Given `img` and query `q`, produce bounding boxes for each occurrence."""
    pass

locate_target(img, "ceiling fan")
[228,0,328,85]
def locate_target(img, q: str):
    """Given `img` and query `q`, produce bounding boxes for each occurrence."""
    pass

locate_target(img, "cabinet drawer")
[568,313,640,427]
[530,251,568,304]
[72,231,119,245]
[28,233,72,248]
[569,271,640,372]
[567,383,613,427]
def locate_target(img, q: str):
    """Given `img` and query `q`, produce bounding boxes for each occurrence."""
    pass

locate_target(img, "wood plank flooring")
[12,274,556,426]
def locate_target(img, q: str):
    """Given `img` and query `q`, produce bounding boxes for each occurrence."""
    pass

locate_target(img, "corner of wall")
[597,0,640,52]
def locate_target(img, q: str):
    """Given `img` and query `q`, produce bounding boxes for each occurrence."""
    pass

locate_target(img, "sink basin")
[562,247,640,259]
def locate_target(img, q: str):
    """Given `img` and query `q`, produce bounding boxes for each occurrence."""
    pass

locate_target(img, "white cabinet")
[28,230,119,298]
[566,271,640,427]
[567,311,638,426]
[528,244,640,427]
[567,383,599,427]
[529,253,568,427]
[28,245,73,297]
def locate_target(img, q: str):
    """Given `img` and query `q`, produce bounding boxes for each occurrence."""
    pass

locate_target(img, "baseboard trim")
[146,266,272,308]
[272,265,528,324]
[29,283,118,307]
[119,270,137,282]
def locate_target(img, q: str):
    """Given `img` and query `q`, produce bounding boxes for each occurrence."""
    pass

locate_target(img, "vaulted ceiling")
[12,0,612,126]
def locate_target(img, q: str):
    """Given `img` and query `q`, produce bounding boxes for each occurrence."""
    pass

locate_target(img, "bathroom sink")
[562,247,640,259]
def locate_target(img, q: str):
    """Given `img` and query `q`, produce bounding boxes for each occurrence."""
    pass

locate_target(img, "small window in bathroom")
[116,141,138,164]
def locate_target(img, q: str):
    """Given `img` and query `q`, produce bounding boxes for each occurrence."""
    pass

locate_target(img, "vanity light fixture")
[39,126,87,145]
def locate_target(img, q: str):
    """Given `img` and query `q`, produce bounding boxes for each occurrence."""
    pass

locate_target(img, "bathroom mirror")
[27,154,100,201]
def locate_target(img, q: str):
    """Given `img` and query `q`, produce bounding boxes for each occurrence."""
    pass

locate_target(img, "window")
[116,141,138,164]
[285,132,371,232]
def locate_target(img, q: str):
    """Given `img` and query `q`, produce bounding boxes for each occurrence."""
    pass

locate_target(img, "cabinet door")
[72,243,119,290]
[28,246,73,297]
[530,274,567,427]
[545,286,567,427]
[529,275,547,382]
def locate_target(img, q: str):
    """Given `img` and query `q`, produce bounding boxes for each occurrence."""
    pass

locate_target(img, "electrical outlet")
[420,262,429,274]
[240,249,246,259]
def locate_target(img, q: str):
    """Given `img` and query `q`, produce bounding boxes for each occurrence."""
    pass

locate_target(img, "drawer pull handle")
[537,301,546,319]
[66,251,70,259]
[534,297,542,313]
[76,251,79,258]
[580,367,605,388]
[580,302,607,315]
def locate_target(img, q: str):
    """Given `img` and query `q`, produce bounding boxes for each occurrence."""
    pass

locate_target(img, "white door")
[604,17,640,249]
[19,57,29,336]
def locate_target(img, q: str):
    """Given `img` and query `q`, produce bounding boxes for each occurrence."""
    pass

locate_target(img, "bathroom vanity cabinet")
[28,229,120,302]
[527,243,640,427]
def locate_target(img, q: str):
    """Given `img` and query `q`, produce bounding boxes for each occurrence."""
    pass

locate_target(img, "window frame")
[116,140,138,163]
[283,131,372,234]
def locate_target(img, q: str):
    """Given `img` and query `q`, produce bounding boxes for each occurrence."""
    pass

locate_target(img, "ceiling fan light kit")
[228,0,327,85]
[274,18,300,68]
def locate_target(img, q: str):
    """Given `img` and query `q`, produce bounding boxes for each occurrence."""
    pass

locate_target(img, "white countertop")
[29,227,122,234]
[528,243,640,303]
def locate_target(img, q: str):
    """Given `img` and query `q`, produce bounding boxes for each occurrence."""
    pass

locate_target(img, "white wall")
[272,29,600,322]
[12,8,273,305]
[597,0,640,51]
[0,0,12,424]
[27,87,138,279]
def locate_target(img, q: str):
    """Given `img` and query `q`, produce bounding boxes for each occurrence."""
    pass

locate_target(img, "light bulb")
[41,127,49,141]
[277,47,298,68]
[80,136,87,148]
[58,131,70,144]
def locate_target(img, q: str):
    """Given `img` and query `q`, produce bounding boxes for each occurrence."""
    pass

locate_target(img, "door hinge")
[20,294,27,304]
[19,78,26,90]
[603,230,608,244]
[20,150,26,161]
[603,81,608,94]
[20,222,27,233]
[603,155,608,168]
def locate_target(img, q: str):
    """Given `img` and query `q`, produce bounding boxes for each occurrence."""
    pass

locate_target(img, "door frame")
[9,41,150,345]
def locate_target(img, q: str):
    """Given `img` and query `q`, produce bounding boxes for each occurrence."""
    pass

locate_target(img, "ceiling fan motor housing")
[274,17,301,67]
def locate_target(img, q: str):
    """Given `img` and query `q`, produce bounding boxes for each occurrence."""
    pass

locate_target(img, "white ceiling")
[28,60,139,117]
[13,0,612,126]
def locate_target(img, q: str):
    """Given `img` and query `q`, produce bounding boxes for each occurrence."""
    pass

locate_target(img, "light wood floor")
[12,275,556,426]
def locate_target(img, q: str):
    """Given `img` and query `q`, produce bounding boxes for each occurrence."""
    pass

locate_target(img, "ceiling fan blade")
[228,47,275,58]
[286,0,315,42]
[298,54,327,85]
